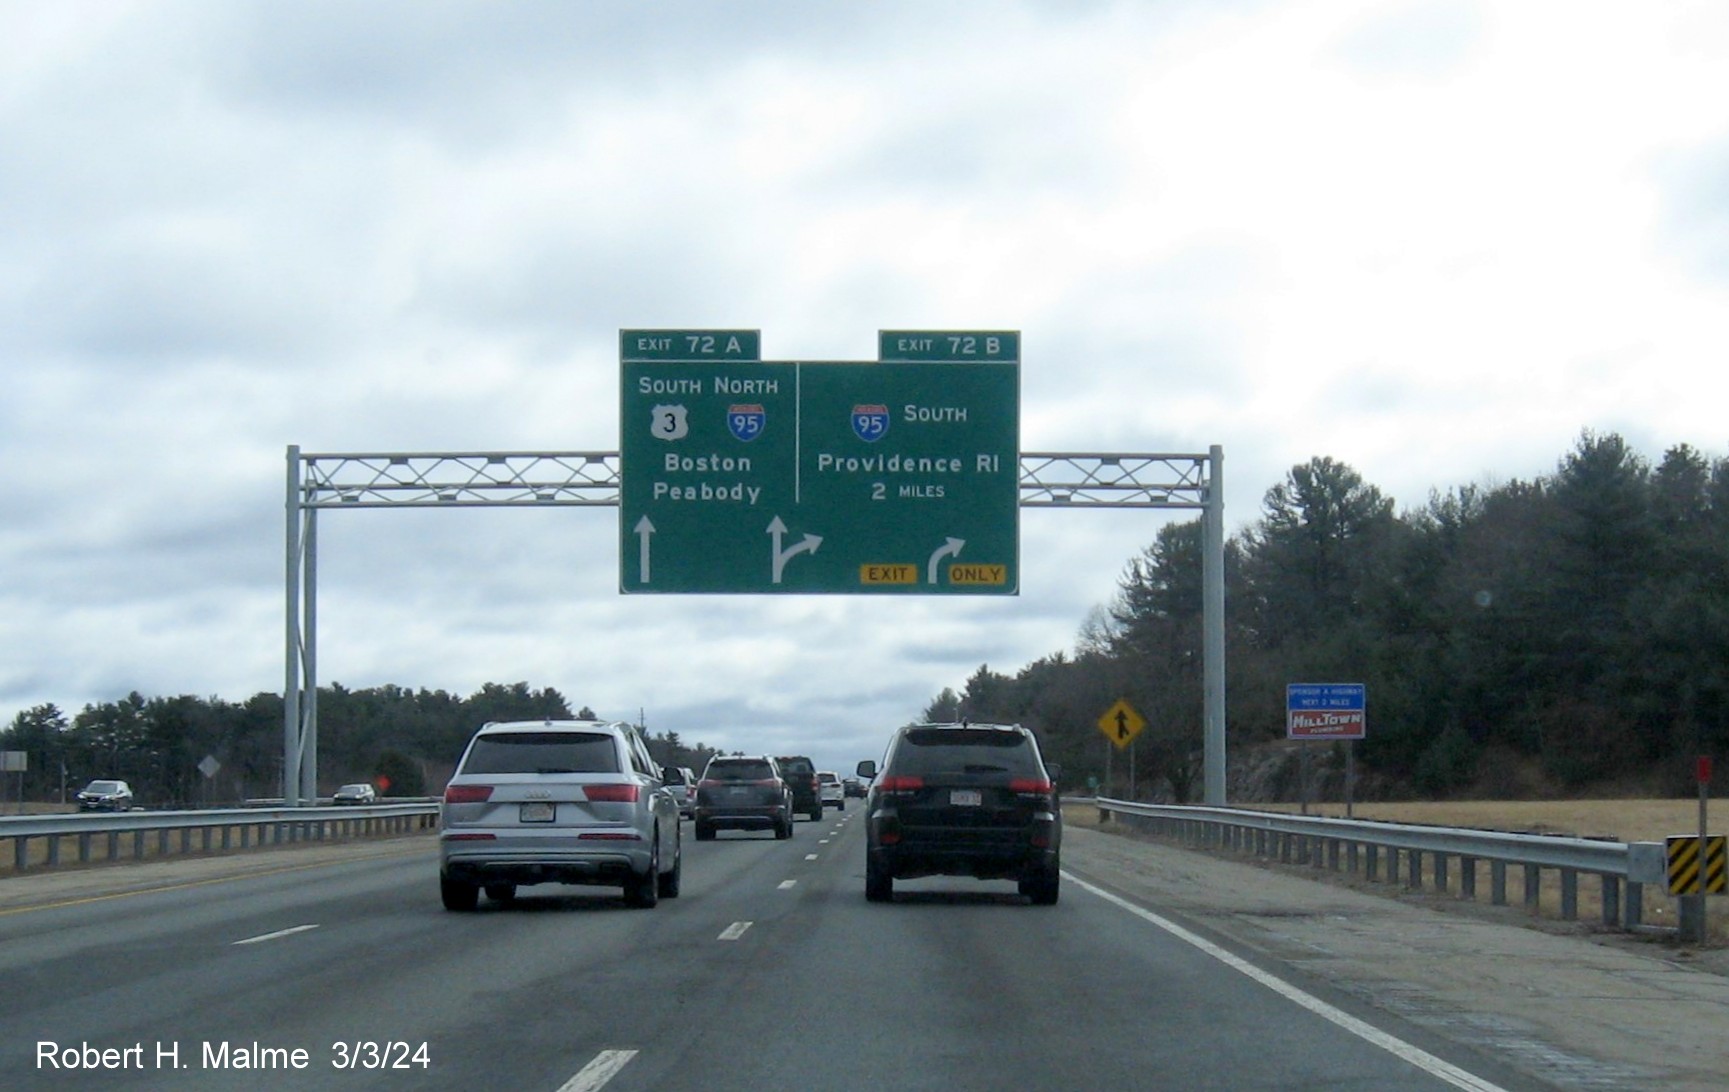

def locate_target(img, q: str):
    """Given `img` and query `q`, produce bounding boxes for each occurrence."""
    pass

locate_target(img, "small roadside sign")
[1666,834,1727,895]
[1287,683,1366,740]
[1097,699,1146,750]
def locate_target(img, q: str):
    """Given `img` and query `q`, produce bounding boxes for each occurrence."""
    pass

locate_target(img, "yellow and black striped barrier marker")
[1665,834,1727,895]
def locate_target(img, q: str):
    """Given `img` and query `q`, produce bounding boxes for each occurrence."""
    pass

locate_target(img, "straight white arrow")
[634,515,655,583]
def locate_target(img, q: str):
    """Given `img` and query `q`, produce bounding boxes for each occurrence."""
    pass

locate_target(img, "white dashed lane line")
[718,921,753,940]
[232,924,319,946]
[554,1049,638,1092]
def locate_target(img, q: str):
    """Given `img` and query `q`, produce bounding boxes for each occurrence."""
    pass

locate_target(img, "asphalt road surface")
[2,808,1725,1090]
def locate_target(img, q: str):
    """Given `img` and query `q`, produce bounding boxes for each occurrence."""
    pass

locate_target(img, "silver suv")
[439,719,682,911]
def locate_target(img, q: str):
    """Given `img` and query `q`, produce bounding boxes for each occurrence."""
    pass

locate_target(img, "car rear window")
[777,757,813,774]
[459,732,622,775]
[705,760,774,781]
[893,729,1044,777]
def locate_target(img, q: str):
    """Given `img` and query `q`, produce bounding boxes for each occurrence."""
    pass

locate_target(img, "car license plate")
[519,802,555,823]
[729,786,749,796]
[950,789,982,807]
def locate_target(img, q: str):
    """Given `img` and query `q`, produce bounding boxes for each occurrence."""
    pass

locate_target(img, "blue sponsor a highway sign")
[1286,683,1366,740]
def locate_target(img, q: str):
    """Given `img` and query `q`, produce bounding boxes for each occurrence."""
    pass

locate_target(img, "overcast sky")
[4,0,1727,778]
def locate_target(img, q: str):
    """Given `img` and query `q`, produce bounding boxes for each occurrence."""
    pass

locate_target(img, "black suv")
[858,722,1061,905]
[775,755,824,822]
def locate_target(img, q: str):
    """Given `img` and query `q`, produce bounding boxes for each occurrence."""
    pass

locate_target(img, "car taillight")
[1010,778,1054,796]
[583,784,640,803]
[444,785,493,804]
[878,775,923,794]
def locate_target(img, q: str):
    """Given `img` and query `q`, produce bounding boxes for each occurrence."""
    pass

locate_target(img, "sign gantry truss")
[285,446,1225,804]
[295,450,1216,509]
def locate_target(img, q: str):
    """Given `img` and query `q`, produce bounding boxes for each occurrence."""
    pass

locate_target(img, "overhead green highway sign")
[619,329,1019,594]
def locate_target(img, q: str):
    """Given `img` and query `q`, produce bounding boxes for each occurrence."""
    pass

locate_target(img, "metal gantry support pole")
[283,447,1227,806]
[1204,445,1226,805]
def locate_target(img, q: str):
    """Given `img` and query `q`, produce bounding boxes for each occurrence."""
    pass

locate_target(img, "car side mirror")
[856,760,877,779]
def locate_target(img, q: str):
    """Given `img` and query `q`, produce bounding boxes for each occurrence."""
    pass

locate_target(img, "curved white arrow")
[927,537,965,584]
[767,516,822,584]
[634,515,655,583]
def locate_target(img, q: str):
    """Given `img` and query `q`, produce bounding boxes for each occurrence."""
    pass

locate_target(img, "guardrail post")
[1366,844,1379,880]
[157,829,170,857]
[14,836,26,872]
[47,835,60,867]
[1624,881,1643,929]
[1601,874,1621,927]
[1433,852,1449,893]
[1559,869,1578,920]
[107,831,119,861]
[1523,864,1541,911]
[79,832,92,863]
[132,830,145,860]
[1460,856,1477,899]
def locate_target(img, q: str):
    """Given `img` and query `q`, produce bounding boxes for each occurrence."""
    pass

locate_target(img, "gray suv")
[439,719,682,911]
[859,722,1062,905]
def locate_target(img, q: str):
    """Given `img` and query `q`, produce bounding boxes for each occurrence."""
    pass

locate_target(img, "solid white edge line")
[1068,874,1511,1092]
[231,924,320,946]
[554,1048,638,1092]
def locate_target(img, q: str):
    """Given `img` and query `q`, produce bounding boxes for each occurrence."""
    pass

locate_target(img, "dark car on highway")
[775,754,824,822]
[694,755,793,840]
[76,779,133,811]
[859,722,1062,905]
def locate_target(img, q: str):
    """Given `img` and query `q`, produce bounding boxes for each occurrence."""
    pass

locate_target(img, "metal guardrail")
[0,803,441,874]
[1093,798,1671,933]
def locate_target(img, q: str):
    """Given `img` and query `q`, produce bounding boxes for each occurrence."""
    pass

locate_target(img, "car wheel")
[808,805,823,822]
[658,830,682,898]
[1019,868,1060,906]
[440,874,479,912]
[484,883,517,904]
[695,821,715,841]
[625,835,660,908]
[865,856,893,902]
[775,816,792,839]
[838,799,846,811]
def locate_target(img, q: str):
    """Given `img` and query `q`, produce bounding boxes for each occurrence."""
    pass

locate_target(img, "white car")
[439,719,682,910]
[817,770,845,810]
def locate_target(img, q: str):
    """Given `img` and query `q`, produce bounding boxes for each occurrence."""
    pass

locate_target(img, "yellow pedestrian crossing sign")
[1097,699,1146,750]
